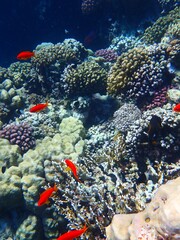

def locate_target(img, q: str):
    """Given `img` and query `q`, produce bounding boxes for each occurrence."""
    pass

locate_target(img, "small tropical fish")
[38,184,58,206]
[17,51,35,60]
[148,115,162,144]
[65,159,82,183]
[173,103,180,113]
[57,224,88,240]
[30,102,49,113]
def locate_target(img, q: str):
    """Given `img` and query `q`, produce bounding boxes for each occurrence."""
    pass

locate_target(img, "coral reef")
[143,86,169,110]
[60,61,107,96]
[30,38,88,96]
[106,177,180,240]
[0,123,36,153]
[111,103,142,133]
[107,44,169,103]
[142,7,180,44]
[95,49,118,62]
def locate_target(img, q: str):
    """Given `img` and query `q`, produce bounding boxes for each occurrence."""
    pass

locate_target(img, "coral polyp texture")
[107,43,170,103]
[60,60,107,96]
[29,38,88,95]
[95,49,118,62]
[142,7,180,44]
[0,122,36,153]
[106,177,180,240]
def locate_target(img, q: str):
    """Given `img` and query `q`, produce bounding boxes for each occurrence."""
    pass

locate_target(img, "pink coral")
[95,49,118,62]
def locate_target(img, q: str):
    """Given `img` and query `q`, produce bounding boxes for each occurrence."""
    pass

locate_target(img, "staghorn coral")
[0,122,36,153]
[61,60,107,96]
[106,177,180,240]
[142,7,180,44]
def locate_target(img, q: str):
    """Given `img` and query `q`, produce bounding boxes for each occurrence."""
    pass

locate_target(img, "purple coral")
[95,49,118,62]
[0,122,36,153]
[143,86,170,110]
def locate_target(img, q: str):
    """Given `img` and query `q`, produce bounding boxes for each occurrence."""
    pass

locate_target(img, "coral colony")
[0,2,180,240]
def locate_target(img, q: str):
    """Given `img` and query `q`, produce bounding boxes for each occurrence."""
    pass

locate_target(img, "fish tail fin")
[53,184,58,192]
[75,175,83,183]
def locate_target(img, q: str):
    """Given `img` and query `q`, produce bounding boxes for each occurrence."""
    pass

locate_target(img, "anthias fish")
[38,184,58,206]
[173,103,180,113]
[65,159,82,183]
[29,102,48,113]
[57,225,88,240]
[17,51,35,60]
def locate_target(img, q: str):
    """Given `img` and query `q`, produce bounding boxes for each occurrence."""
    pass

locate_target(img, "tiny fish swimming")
[38,184,58,206]
[29,102,49,113]
[17,51,35,60]
[57,224,88,240]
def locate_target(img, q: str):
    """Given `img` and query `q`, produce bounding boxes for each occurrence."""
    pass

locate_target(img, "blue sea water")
[0,0,161,67]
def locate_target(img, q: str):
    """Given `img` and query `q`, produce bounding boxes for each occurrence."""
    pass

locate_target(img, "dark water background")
[0,0,160,67]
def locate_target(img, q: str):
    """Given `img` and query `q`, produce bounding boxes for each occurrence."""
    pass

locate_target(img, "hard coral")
[106,177,180,240]
[0,122,36,153]
[95,49,118,62]
[61,61,107,96]
[142,7,180,44]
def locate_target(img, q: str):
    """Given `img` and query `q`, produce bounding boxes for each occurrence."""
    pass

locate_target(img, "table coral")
[106,177,180,240]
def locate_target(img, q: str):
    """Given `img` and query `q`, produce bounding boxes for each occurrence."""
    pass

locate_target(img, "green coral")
[107,47,150,95]
[142,7,180,44]
[63,60,107,96]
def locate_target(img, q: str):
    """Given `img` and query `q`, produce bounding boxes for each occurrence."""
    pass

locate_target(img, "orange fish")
[30,102,49,113]
[65,159,82,183]
[17,51,35,60]
[38,184,58,206]
[173,103,180,112]
[57,224,88,240]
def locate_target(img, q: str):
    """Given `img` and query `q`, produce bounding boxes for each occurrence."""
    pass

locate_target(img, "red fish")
[30,102,49,113]
[38,184,58,206]
[57,225,88,240]
[65,159,82,183]
[173,103,180,112]
[17,51,35,60]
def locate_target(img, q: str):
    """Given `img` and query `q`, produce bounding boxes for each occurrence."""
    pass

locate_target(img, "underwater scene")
[0,0,180,239]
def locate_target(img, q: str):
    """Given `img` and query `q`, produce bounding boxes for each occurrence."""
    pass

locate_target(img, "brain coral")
[61,60,107,96]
